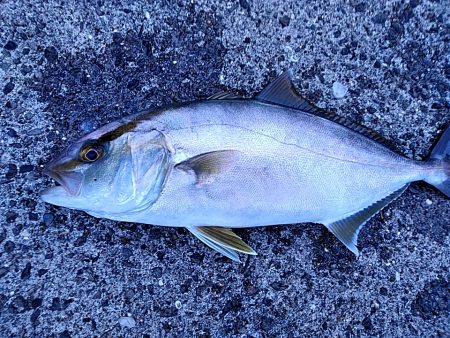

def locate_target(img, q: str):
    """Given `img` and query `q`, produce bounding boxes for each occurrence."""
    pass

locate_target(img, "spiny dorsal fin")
[187,226,257,262]
[257,70,399,152]
[207,91,242,100]
[175,150,241,184]
[325,185,409,256]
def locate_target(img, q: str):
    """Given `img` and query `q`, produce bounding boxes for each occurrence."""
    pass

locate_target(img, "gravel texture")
[0,0,449,337]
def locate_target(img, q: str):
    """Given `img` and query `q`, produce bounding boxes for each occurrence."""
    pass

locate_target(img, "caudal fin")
[426,125,450,197]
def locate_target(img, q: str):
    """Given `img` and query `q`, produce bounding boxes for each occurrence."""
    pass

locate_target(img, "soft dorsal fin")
[175,150,241,184]
[325,185,409,256]
[207,91,242,100]
[257,70,399,152]
[257,70,319,114]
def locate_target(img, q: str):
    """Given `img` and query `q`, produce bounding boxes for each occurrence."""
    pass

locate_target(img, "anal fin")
[325,185,409,256]
[187,226,257,262]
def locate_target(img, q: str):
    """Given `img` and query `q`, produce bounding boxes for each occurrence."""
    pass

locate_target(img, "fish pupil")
[85,149,99,161]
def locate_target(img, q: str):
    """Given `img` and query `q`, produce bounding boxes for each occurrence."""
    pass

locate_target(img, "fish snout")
[43,158,60,178]
[43,159,84,196]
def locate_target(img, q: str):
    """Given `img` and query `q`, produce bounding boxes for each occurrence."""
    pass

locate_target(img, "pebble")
[59,330,71,338]
[158,306,178,317]
[44,46,58,63]
[10,295,29,313]
[361,316,373,331]
[37,269,48,277]
[19,165,34,173]
[6,211,17,223]
[30,309,40,325]
[118,316,136,328]
[279,15,290,28]
[180,284,189,293]
[175,300,182,309]
[0,266,9,278]
[27,128,43,136]
[4,41,18,50]
[152,267,163,278]
[127,79,139,90]
[31,298,43,308]
[372,12,387,25]
[12,224,23,236]
[412,279,449,320]
[3,82,15,95]
[79,119,98,133]
[332,81,348,99]
[239,0,250,12]
[190,252,204,263]
[20,229,30,240]
[50,297,73,311]
[425,199,432,205]
[222,298,242,315]
[5,164,17,179]
[21,262,32,280]
[6,128,18,137]
[353,3,366,13]
[43,213,54,226]
[4,240,15,253]
[271,281,288,291]
[122,247,133,259]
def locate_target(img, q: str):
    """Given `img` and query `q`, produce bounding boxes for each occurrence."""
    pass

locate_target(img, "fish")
[41,70,450,262]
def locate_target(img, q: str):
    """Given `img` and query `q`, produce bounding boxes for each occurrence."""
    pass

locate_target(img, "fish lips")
[43,164,84,197]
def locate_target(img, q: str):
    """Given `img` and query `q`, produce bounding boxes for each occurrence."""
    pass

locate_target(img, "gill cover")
[110,129,172,213]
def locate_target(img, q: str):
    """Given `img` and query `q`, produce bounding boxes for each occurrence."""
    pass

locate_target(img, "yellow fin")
[175,150,240,184]
[187,226,257,262]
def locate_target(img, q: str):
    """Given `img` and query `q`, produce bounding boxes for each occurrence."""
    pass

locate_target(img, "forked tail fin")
[425,125,450,197]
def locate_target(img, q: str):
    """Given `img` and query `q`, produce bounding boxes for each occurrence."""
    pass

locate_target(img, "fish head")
[41,119,172,216]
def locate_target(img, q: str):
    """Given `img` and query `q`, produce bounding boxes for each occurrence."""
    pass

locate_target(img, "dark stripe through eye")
[97,120,138,143]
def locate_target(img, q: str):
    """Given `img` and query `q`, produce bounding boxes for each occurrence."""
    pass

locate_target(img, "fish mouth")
[43,165,83,197]
[40,185,70,205]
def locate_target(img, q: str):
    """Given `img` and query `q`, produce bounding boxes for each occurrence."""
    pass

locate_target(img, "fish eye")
[80,145,104,162]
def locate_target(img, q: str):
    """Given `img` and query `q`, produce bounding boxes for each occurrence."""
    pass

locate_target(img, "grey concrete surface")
[0,0,449,337]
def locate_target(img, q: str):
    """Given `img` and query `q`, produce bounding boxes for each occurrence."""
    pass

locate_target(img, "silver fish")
[41,71,450,261]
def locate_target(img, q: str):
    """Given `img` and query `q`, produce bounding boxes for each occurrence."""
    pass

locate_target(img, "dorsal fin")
[257,70,399,152]
[207,91,242,100]
[257,70,319,114]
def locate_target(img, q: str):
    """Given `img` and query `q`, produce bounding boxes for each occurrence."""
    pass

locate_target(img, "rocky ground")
[0,0,449,337]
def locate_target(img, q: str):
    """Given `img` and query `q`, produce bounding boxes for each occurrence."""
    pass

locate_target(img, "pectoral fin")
[187,226,257,262]
[175,150,240,184]
[325,185,408,256]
